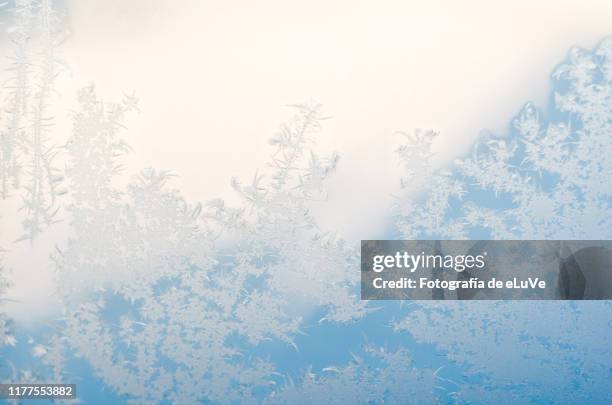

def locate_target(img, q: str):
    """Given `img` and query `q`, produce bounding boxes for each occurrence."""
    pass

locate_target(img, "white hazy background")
[2,0,612,320]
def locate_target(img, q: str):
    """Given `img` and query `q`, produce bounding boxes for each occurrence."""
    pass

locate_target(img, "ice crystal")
[46,94,364,403]
[0,0,33,198]
[269,345,437,404]
[0,0,66,241]
[394,301,612,403]
[394,37,612,403]
[397,38,612,241]
[208,102,365,324]
[0,1,608,400]
[0,255,15,351]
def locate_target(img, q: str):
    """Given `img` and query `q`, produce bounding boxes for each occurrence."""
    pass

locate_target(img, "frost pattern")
[397,39,612,240]
[0,256,39,393]
[207,102,367,324]
[46,92,365,403]
[269,346,436,404]
[1,2,609,401]
[394,301,612,403]
[0,255,16,350]
[394,38,612,403]
[0,0,65,241]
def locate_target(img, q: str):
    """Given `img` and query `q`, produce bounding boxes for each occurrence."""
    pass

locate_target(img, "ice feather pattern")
[397,38,612,241]
[394,37,612,403]
[0,1,610,401]
[0,0,66,242]
[46,95,365,403]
